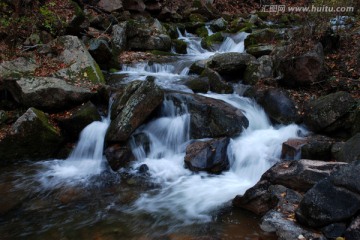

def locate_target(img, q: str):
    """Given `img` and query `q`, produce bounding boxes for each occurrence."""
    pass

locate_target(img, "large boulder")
[304,91,356,133]
[97,0,123,12]
[243,55,273,85]
[0,57,38,78]
[168,92,249,139]
[257,88,299,124]
[56,101,101,141]
[4,77,93,111]
[207,52,256,80]
[42,35,105,83]
[112,22,127,53]
[344,215,360,240]
[0,108,63,162]
[184,137,230,174]
[244,29,284,48]
[233,160,346,214]
[106,80,164,143]
[335,133,360,163]
[126,18,171,51]
[296,160,360,228]
[276,43,324,87]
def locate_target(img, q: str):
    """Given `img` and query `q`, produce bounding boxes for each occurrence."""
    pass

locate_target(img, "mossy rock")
[195,26,209,38]
[172,39,187,54]
[0,108,63,162]
[256,12,270,20]
[183,77,210,93]
[189,13,208,23]
[244,29,284,48]
[201,32,224,50]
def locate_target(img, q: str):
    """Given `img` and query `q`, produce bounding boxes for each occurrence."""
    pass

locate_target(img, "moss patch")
[201,32,224,50]
[84,63,105,84]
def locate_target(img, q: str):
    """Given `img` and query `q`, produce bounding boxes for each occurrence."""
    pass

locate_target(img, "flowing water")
[0,29,306,239]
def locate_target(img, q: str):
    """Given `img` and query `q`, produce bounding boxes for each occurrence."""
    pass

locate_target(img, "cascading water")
[128,93,306,224]
[37,102,112,187]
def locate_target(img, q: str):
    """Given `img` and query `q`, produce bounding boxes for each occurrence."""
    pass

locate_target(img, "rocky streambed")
[1,3,360,239]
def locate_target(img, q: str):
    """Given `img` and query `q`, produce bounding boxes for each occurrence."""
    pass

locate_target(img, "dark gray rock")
[277,43,324,87]
[246,44,274,58]
[336,133,360,163]
[88,38,113,66]
[258,88,299,124]
[262,159,346,192]
[296,160,360,228]
[4,77,93,111]
[201,68,233,94]
[168,92,249,139]
[183,77,209,93]
[97,0,123,12]
[112,22,128,53]
[105,143,134,171]
[344,215,360,240]
[321,223,347,239]
[301,135,335,161]
[281,138,307,160]
[207,52,255,79]
[0,108,63,162]
[106,80,164,143]
[184,138,230,174]
[245,29,285,48]
[56,101,101,141]
[304,91,356,133]
[243,55,273,85]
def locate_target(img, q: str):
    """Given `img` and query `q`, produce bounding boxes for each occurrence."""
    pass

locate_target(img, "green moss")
[256,12,270,20]
[84,63,105,84]
[172,39,187,54]
[31,108,59,135]
[196,26,209,38]
[189,13,207,23]
[201,32,224,50]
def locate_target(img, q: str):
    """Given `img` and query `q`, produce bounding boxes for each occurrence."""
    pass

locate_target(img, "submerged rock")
[106,80,164,143]
[168,92,249,139]
[4,77,93,111]
[0,108,63,162]
[105,143,134,171]
[184,137,230,174]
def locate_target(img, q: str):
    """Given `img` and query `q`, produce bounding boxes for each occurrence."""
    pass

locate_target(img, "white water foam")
[129,94,307,223]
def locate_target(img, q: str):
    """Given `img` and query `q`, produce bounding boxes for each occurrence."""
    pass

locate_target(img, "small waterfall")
[129,93,307,223]
[38,101,113,186]
[205,25,214,36]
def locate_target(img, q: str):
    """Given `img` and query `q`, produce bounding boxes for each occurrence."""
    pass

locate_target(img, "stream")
[0,29,307,239]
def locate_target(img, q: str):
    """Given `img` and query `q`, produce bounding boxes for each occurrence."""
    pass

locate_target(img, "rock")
[0,110,7,125]
[4,77,93,111]
[207,52,256,80]
[168,92,249,139]
[244,29,284,48]
[189,59,209,75]
[172,39,187,54]
[64,1,85,35]
[296,160,360,228]
[336,133,360,163]
[301,135,335,161]
[233,180,279,215]
[127,18,171,51]
[320,28,340,53]
[258,88,299,124]
[45,35,105,83]
[0,57,38,78]
[104,143,134,171]
[349,101,360,136]
[321,223,347,239]
[281,138,307,160]
[304,91,356,133]
[184,137,230,174]
[201,32,224,50]
[262,159,346,192]
[246,44,274,58]
[56,101,101,141]
[88,38,113,67]
[0,108,63,162]
[261,210,326,240]
[112,22,127,55]
[97,0,123,12]
[243,55,273,85]
[124,0,145,12]
[209,17,227,31]
[106,80,164,143]
[344,215,360,240]
[277,43,324,87]
[183,77,209,93]
[201,68,233,94]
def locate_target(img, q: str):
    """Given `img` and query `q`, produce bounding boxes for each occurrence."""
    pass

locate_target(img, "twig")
[21,44,43,52]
